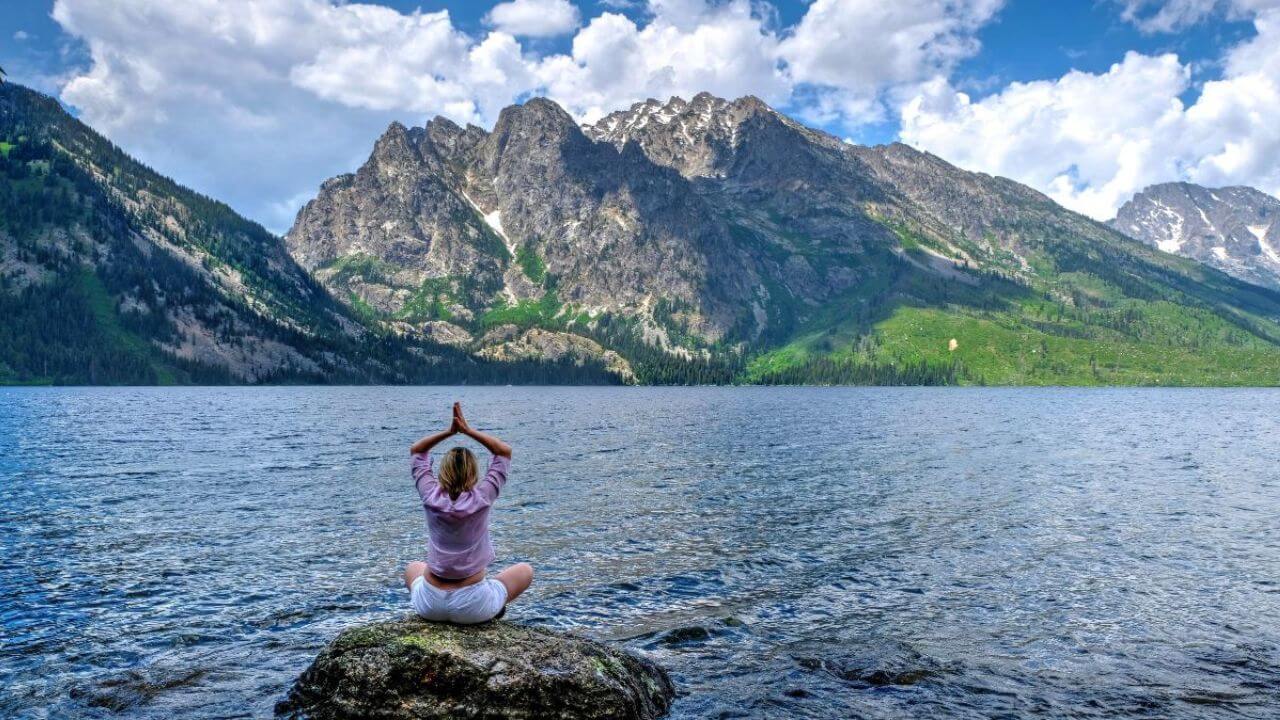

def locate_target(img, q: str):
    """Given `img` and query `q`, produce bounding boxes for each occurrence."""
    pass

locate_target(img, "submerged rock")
[276,618,675,720]
[794,639,952,688]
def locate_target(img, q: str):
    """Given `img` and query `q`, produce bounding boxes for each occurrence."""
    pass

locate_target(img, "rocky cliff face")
[290,92,960,360]
[285,120,506,321]
[586,93,904,316]
[286,92,1280,385]
[289,98,762,353]
[587,94,1147,285]
[1111,183,1280,289]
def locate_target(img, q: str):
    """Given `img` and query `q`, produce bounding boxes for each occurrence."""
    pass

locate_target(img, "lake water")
[1,386,1278,719]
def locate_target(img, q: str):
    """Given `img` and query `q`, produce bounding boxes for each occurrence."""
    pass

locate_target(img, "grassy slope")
[749,306,1280,386]
[747,255,1280,386]
[74,269,177,385]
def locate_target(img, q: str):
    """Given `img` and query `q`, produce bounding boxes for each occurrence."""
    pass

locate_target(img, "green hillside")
[746,244,1280,386]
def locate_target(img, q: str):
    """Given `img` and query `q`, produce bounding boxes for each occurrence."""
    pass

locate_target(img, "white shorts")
[410,576,509,625]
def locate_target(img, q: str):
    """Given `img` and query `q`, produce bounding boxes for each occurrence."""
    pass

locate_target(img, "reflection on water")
[1,386,1278,718]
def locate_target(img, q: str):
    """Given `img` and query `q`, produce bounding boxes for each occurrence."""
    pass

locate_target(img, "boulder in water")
[276,617,675,719]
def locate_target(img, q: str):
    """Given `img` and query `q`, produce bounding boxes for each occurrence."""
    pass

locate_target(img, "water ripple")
[1,386,1278,718]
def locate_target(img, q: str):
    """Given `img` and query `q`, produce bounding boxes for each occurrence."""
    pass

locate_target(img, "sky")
[2,0,1279,234]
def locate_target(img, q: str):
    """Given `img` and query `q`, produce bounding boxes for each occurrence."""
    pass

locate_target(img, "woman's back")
[413,451,510,580]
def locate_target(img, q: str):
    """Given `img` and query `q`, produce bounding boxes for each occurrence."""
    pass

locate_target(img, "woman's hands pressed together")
[450,402,470,435]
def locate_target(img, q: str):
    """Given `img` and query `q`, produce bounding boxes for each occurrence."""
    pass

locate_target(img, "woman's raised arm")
[409,405,461,455]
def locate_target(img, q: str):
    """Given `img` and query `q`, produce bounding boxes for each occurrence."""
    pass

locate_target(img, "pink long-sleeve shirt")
[412,451,511,580]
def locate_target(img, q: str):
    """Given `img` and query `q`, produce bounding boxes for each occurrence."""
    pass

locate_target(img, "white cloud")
[484,0,581,38]
[287,9,534,121]
[1117,0,1280,32]
[899,8,1280,219]
[778,0,998,90]
[534,2,788,122]
[779,0,1004,124]
[900,53,1191,220]
[60,0,1280,233]
[536,0,1006,125]
[13,30,31,41]
[51,0,532,232]
[1118,0,1223,31]
[49,0,1004,230]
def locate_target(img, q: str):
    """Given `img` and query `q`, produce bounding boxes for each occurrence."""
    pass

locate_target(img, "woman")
[403,402,533,624]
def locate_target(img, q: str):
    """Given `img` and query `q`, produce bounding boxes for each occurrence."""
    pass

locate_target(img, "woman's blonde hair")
[438,447,479,499]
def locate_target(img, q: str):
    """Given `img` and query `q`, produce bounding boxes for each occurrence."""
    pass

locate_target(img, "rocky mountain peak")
[731,94,775,115]
[285,93,765,346]
[584,93,785,144]
[494,97,579,138]
[587,93,727,145]
[483,98,590,176]
[374,120,415,147]
[583,92,773,179]
[424,115,487,159]
[369,120,423,168]
[423,115,463,145]
[1111,181,1280,289]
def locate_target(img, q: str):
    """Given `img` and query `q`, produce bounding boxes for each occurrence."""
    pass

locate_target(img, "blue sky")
[3,1,1278,231]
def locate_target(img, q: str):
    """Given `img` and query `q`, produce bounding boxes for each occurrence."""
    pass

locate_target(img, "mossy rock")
[276,617,675,719]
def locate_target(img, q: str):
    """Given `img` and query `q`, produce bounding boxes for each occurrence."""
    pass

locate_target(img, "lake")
[1,386,1278,718]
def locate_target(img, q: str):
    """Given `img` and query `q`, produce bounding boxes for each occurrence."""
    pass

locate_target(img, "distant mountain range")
[4,82,1280,385]
[1111,182,1280,291]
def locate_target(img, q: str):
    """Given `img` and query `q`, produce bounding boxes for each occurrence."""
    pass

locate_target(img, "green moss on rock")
[276,617,675,720]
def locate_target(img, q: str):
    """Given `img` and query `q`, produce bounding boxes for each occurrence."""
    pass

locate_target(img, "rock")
[276,618,675,720]
[476,327,636,383]
[417,320,474,347]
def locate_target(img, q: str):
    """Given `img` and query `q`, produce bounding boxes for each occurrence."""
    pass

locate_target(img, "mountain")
[29,78,1275,388]
[0,83,617,385]
[1111,182,1280,290]
[286,92,1280,385]
[286,98,755,382]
